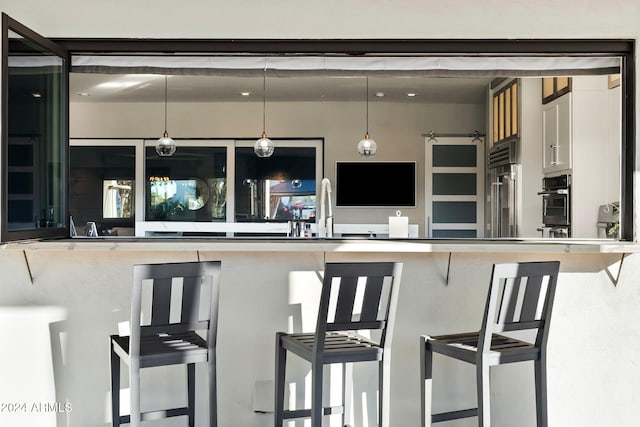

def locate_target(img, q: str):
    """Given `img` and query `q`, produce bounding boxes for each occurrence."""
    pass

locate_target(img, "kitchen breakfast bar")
[0,237,638,427]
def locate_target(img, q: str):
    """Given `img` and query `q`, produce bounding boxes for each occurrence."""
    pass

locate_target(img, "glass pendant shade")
[156,130,176,156]
[357,132,377,157]
[254,132,275,157]
[155,75,176,156]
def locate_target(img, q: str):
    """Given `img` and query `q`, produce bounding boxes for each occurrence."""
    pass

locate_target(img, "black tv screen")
[336,162,416,207]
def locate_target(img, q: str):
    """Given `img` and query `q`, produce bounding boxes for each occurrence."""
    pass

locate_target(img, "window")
[68,139,321,236]
[542,76,572,104]
[2,14,68,241]
[492,79,519,145]
[234,143,318,222]
[145,145,227,222]
[70,144,136,236]
[43,39,640,240]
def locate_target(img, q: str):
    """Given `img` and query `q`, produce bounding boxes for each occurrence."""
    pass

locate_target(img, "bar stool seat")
[425,331,540,365]
[111,331,209,368]
[280,331,384,364]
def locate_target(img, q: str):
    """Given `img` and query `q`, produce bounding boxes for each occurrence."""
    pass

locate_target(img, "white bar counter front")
[0,237,637,427]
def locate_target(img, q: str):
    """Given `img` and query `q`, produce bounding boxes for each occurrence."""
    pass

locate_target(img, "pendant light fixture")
[357,76,377,157]
[254,73,275,158]
[156,75,176,156]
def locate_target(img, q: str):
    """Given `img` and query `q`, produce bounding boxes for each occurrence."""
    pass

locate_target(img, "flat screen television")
[335,162,416,207]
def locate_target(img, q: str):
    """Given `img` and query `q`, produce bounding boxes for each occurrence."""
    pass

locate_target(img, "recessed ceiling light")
[407,93,417,97]
[375,92,385,97]
[97,81,139,89]
[31,92,42,98]
[240,92,251,96]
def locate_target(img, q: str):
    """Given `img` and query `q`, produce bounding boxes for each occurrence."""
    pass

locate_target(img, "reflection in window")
[103,180,133,218]
[235,146,316,222]
[148,179,210,217]
[146,146,226,221]
[267,179,316,220]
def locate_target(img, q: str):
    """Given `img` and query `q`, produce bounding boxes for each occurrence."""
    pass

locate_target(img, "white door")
[425,136,484,238]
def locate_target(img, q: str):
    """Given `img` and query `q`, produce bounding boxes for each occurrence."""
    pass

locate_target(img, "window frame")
[52,38,637,241]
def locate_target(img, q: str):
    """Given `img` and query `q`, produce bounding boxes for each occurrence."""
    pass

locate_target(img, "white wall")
[572,76,622,238]
[2,1,639,39]
[519,78,544,237]
[70,100,486,234]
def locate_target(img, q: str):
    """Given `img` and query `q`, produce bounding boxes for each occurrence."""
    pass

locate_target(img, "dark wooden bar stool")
[110,261,221,427]
[420,261,560,427]
[274,262,403,427]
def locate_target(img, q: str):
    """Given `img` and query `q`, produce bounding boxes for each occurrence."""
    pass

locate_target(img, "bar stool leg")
[377,360,384,427]
[310,359,324,427]
[187,363,195,427]
[534,357,548,427]
[274,333,287,427]
[129,360,141,427]
[343,363,353,427]
[476,363,490,427]
[110,341,121,427]
[208,349,217,427]
[419,336,433,427]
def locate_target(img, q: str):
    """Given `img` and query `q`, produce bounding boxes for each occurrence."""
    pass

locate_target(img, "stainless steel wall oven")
[538,174,571,238]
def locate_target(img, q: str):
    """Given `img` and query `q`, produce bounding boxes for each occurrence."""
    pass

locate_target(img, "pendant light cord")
[262,73,267,134]
[164,75,168,133]
[365,76,369,135]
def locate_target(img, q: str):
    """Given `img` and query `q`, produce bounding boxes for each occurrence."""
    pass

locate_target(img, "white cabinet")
[539,76,621,238]
[542,94,572,174]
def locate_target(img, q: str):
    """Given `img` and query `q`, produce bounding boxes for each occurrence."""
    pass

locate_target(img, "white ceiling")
[69,73,492,104]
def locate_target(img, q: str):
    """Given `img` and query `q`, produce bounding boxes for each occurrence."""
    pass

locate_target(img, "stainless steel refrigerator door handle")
[491,182,502,237]
[508,178,517,236]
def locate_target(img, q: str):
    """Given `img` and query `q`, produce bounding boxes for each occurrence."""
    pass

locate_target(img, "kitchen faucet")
[318,177,334,238]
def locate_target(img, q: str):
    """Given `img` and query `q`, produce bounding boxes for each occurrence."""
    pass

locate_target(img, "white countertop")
[2,237,636,254]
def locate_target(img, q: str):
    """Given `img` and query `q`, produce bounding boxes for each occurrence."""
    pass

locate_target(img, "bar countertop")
[1,237,637,253]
